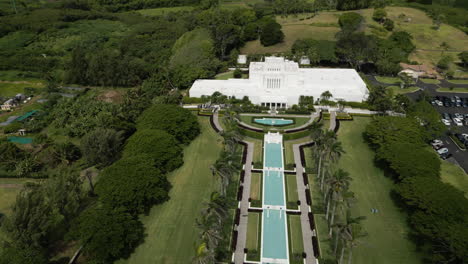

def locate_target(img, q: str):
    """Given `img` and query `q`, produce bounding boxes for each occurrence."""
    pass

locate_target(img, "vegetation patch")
[246,211,262,261]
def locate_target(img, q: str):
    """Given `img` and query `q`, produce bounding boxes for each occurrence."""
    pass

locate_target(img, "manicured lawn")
[375,76,400,84]
[246,211,262,261]
[440,161,468,198]
[117,116,223,264]
[287,214,304,260]
[250,172,262,201]
[215,71,248,80]
[314,214,333,260]
[336,117,422,264]
[239,115,310,130]
[436,87,468,93]
[283,136,312,165]
[285,174,299,208]
[447,79,468,85]
[247,136,263,166]
[387,85,419,95]
[420,78,440,84]
[136,6,195,16]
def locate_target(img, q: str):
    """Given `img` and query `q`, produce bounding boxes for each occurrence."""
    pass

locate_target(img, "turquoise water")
[254,118,293,126]
[262,209,288,259]
[263,170,285,206]
[8,137,33,144]
[264,143,283,168]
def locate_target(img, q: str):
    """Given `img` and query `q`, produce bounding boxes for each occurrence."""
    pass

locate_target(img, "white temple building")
[190,56,368,108]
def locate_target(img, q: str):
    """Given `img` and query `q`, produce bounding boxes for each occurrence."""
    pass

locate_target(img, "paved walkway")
[293,142,316,264]
[329,111,336,131]
[213,112,254,264]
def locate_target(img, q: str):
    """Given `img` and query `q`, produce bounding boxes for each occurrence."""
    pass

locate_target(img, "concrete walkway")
[329,111,336,131]
[213,112,254,264]
[293,142,316,264]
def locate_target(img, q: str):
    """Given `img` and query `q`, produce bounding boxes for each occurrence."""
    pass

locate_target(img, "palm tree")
[319,131,338,190]
[342,223,367,264]
[192,242,216,264]
[332,213,366,263]
[322,141,345,199]
[325,169,351,221]
[196,215,221,250]
[329,191,355,236]
[203,192,228,224]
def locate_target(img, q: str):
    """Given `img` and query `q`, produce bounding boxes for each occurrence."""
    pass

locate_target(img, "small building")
[237,55,247,65]
[399,63,438,79]
[299,56,310,65]
[1,98,18,111]
[15,93,26,101]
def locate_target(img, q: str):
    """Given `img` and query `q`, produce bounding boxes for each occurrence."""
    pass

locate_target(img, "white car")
[437,148,449,155]
[453,118,463,126]
[442,119,451,126]
[454,113,464,119]
[432,139,443,145]
[435,100,443,106]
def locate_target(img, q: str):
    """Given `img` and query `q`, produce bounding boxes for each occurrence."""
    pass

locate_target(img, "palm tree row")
[309,121,366,264]
[193,108,244,263]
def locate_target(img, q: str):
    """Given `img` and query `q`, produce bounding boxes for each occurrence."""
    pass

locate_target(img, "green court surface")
[116,116,222,264]
[337,117,422,264]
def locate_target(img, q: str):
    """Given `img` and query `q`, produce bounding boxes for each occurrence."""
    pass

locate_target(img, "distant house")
[1,98,18,111]
[399,63,438,79]
[237,55,247,65]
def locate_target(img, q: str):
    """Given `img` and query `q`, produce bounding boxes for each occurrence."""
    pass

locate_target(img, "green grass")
[336,117,422,264]
[387,85,420,95]
[436,87,468,93]
[135,6,195,16]
[287,214,304,261]
[420,78,440,84]
[447,79,468,85]
[0,70,43,82]
[239,115,310,130]
[247,136,263,165]
[117,116,223,264]
[283,136,313,165]
[246,211,262,261]
[440,161,468,198]
[375,76,400,84]
[0,81,44,97]
[250,172,262,201]
[0,178,40,216]
[285,174,299,206]
[315,214,333,260]
[215,71,248,80]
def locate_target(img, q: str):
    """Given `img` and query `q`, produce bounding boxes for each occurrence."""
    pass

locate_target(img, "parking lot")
[427,94,468,173]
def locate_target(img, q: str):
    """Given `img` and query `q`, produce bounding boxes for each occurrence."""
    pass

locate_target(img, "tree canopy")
[137,104,200,144]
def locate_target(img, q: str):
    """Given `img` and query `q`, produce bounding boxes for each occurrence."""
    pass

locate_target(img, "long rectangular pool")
[261,133,289,264]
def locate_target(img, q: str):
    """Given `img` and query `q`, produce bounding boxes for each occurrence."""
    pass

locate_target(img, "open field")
[117,116,222,264]
[287,214,304,261]
[336,117,422,264]
[246,211,262,261]
[239,115,310,130]
[0,81,44,97]
[440,161,468,198]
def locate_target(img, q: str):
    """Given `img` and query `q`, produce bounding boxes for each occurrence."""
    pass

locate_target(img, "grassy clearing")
[239,116,310,130]
[0,81,44,97]
[250,172,262,201]
[440,161,468,198]
[215,71,248,80]
[117,116,222,264]
[285,174,299,205]
[436,87,468,93]
[135,6,195,16]
[336,117,422,264]
[246,211,262,261]
[375,76,400,84]
[0,178,39,216]
[387,85,419,95]
[420,78,440,84]
[447,79,468,85]
[0,70,43,82]
[287,214,304,259]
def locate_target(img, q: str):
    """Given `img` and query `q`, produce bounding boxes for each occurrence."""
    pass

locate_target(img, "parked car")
[453,118,463,126]
[437,148,449,155]
[440,152,452,160]
[442,119,451,126]
[454,113,464,119]
[455,134,467,143]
